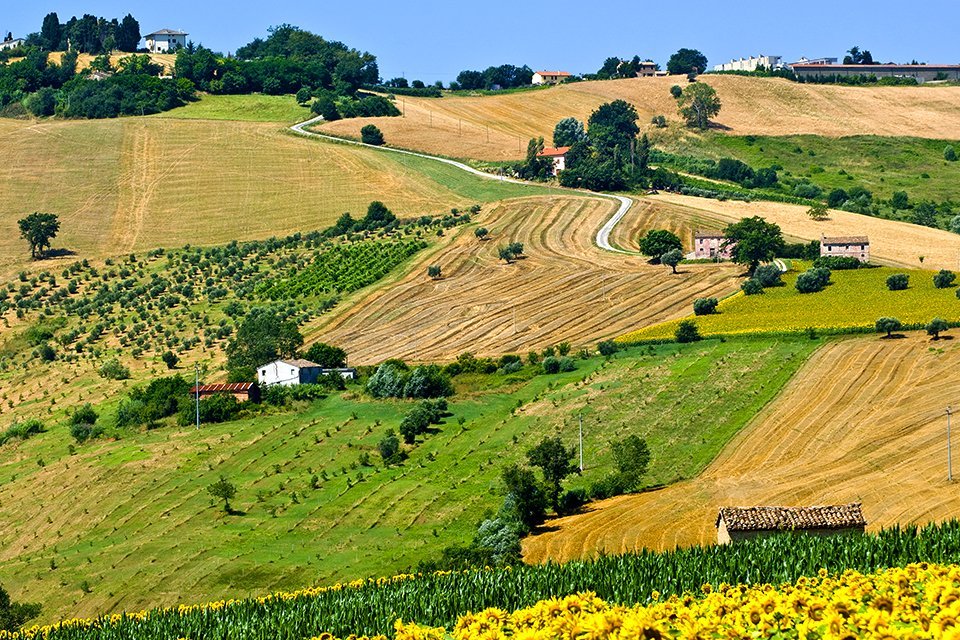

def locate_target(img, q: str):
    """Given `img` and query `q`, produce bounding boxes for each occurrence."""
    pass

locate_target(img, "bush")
[813,256,865,271]
[71,403,98,426]
[693,297,718,315]
[161,350,179,369]
[37,343,56,362]
[558,357,576,372]
[0,419,45,446]
[377,430,405,465]
[541,356,561,374]
[557,488,589,516]
[651,115,667,128]
[886,273,909,291]
[934,270,956,289]
[367,362,409,398]
[589,472,636,500]
[179,393,242,426]
[753,264,783,287]
[741,279,764,295]
[670,85,682,98]
[403,365,454,399]
[946,145,957,162]
[675,320,701,343]
[360,124,385,146]
[875,317,903,338]
[795,267,831,293]
[597,340,619,356]
[70,422,94,444]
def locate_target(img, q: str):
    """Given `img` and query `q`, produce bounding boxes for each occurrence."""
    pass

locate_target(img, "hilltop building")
[145,29,188,53]
[792,63,960,84]
[190,382,261,404]
[694,231,734,260]
[820,235,870,262]
[258,359,357,387]
[0,35,24,51]
[716,503,866,544]
[537,146,570,175]
[788,57,838,67]
[635,61,659,77]
[532,70,571,85]
[714,55,783,72]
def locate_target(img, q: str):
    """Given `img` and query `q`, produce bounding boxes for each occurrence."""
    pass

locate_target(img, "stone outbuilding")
[190,382,261,404]
[716,503,866,544]
[694,231,735,260]
[820,235,870,262]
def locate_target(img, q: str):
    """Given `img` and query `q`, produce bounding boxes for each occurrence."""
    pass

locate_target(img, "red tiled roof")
[535,70,572,77]
[538,146,570,157]
[717,503,865,532]
[822,236,869,245]
[190,383,256,394]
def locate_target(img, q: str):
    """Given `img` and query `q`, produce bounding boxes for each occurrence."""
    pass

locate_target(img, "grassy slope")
[621,264,960,341]
[157,93,313,123]
[0,338,815,621]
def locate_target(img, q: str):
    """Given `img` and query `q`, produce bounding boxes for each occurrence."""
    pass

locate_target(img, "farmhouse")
[258,359,357,386]
[532,71,572,85]
[635,61,659,77]
[145,29,188,53]
[821,235,870,262]
[190,382,261,404]
[537,146,570,175]
[714,55,783,73]
[793,64,960,84]
[716,503,866,544]
[694,231,734,260]
[0,35,24,51]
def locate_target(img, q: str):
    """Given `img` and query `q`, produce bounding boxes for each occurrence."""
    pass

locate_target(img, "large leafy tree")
[587,99,640,153]
[667,48,708,75]
[304,342,347,368]
[501,464,548,531]
[723,216,785,273]
[17,212,60,259]
[638,229,682,262]
[226,307,304,380]
[115,14,141,52]
[527,436,578,510]
[677,83,722,130]
[553,117,586,147]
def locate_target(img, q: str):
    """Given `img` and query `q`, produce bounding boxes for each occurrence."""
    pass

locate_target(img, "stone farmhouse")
[694,231,734,260]
[537,146,570,176]
[716,503,866,544]
[532,71,571,85]
[821,235,870,262]
[258,359,357,387]
[145,29,188,53]
[190,382,261,404]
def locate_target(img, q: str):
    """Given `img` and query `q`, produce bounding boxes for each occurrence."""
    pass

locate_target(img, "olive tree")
[875,317,902,338]
[660,249,683,274]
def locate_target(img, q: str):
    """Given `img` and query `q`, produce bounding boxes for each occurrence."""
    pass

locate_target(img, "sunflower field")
[8,521,960,639]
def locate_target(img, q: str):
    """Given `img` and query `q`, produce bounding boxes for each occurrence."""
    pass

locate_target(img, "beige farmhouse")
[694,231,734,260]
[532,70,571,85]
[716,503,866,544]
[821,235,870,262]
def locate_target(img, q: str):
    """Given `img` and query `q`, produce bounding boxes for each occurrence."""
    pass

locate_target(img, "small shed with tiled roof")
[190,382,260,404]
[716,503,866,544]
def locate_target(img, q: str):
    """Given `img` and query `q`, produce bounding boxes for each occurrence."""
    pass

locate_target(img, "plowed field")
[310,196,740,363]
[523,335,960,563]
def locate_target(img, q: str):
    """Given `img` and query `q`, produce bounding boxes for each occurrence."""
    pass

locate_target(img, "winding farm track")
[523,335,960,563]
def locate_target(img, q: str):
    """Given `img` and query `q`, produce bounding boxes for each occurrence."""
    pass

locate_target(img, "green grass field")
[157,93,313,123]
[0,338,816,621]
[620,264,960,341]
[660,133,960,203]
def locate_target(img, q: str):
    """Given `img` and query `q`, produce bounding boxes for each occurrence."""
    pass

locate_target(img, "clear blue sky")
[5,0,960,83]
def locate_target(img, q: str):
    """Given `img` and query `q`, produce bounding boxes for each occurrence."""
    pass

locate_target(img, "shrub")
[886,273,909,291]
[367,362,409,398]
[693,297,718,315]
[427,265,442,279]
[557,488,589,516]
[161,350,179,369]
[651,115,667,128]
[927,317,950,339]
[475,227,489,240]
[946,145,957,162]
[403,365,454,398]
[753,264,783,287]
[71,403,98,426]
[597,340,619,356]
[934,270,956,289]
[795,267,831,293]
[875,317,903,338]
[70,422,94,444]
[0,419,45,446]
[377,430,404,465]
[542,357,561,374]
[360,125,385,146]
[669,85,682,99]
[813,256,864,270]
[589,472,636,500]
[179,394,242,426]
[37,343,56,362]
[558,357,576,372]
[741,279,764,295]
[675,320,701,343]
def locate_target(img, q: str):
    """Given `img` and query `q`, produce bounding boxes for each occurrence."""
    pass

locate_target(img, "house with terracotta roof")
[532,71,572,85]
[716,503,866,544]
[694,230,735,260]
[536,146,570,175]
[821,235,870,262]
[190,382,261,404]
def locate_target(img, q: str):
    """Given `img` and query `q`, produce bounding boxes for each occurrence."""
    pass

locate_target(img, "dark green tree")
[304,342,347,367]
[587,99,639,153]
[225,308,304,380]
[526,437,578,510]
[660,249,683,274]
[207,476,237,513]
[17,213,60,259]
[875,317,902,338]
[934,270,957,289]
[638,230,682,261]
[677,83,721,130]
[115,14,141,52]
[161,350,179,369]
[675,319,701,343]
[40,12,61,50]
[693,297,718,315]
[0,584,41,632]
[553,117,587,147]
[378,430,402,464]
[927,317,949,340]
[886,273,909,291]
[667,48,708,75]
[723,216,785,273]
[890,191,909,210]
[361,124,385,145]
[501,464,548,530]
[613,434,651,479]
[516,137,554,180]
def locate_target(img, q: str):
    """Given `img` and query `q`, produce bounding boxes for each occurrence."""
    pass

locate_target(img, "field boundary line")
[289,116,636,254]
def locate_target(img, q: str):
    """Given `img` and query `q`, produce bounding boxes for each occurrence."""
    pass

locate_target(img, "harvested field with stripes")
[523,334,960,564]
[309,196,741,363]
[318,75,960,161]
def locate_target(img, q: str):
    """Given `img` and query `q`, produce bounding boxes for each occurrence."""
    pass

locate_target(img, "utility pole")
[578,413,584,472]
[949,406,953,482]
[195,363,200,430]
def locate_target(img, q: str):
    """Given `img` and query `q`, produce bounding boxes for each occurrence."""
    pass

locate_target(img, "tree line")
[26,11,142,54]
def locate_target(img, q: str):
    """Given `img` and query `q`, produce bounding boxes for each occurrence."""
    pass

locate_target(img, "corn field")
[9,520,960,640]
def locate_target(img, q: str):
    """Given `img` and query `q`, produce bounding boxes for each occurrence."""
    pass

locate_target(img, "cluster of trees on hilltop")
[595,55,658,79]
[451,64,533,91]
[26,11,141,53]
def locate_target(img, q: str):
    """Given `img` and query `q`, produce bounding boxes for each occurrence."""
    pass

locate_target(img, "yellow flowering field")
[378,563,960,640]
[619,266,960,342]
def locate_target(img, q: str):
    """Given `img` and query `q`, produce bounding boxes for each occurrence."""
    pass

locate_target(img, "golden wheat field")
[319,75,960,160]
[523,334,960,564]
[308,196,740,363]
[648,193,960,271]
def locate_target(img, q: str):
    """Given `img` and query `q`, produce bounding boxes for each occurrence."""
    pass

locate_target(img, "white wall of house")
[146,33,186,53]
[258,361,320,387]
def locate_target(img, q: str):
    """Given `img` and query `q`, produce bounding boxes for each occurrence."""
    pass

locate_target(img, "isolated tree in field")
[945,145,958,162]
[360,124,384,145]
[161,350,179,369]
[475,227,489,241]
[378,430,402,464]
[927,317,949,340]
[507,241,525,256]
[207,475,237,513]
[527,436,578,510]
[753,264,783,288]
[427,265,442,279]
[498,246,515,263]
[675,319,701,343]
[886,273,909,291]
[677,83,721,130]
[876,317,902,338]
[807,203,829,221]
[501,464,547,531]
[18,213,60,260]
[638,230,682,261]
[304,342,347,367]
[934,270,957,289]
[669,85,682,99]
[553,117,586,147]
[741,278,764,295]
[795,267,831,293]
[723,216,785,273]
[667,48,708,75]
[661,249,683,274]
